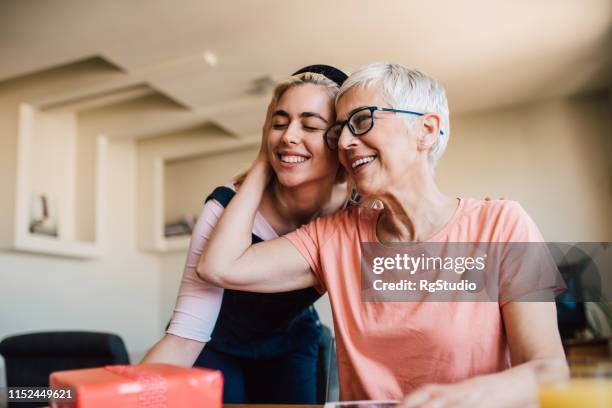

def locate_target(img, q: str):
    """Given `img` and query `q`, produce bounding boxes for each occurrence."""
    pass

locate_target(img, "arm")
[140,333,204,367]
[142,199,226,366]
[399,301,567,408]
[196,159,318,292]
[400,202,567,407]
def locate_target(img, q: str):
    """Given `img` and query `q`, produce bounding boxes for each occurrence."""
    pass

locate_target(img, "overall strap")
[205,186,263,244]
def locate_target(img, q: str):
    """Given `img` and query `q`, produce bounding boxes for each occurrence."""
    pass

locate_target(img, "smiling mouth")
[351,155,377,170]
[279,154,310,164]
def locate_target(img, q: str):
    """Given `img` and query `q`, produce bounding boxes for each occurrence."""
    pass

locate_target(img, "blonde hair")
[272,72,339,104]
[234,72,345,186]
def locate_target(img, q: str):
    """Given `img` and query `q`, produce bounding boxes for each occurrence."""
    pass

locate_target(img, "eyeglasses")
[323,106,444,150]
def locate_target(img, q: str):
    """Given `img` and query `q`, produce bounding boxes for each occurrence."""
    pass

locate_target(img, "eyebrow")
[300,112,329,124]
[272,110,329,124]
[272,110,290,118]
[335,106,369,122]
[348,106,369,117]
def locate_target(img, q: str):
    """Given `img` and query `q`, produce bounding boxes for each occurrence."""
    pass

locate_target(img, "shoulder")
[202,183,275,239]
[289,206,361,246]
[204,183,236,205]
[460,197,543,241]
[309,205,381,245]
[313,205,374,230]
[305,206,354,234]
[462,197,527,219]
[193,184,236,228]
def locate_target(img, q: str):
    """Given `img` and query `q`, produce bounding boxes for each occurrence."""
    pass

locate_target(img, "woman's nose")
[338,125,358,150]
[281,123,302,145]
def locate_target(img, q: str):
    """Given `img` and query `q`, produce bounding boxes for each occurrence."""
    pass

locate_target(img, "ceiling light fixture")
[202,51,218,67]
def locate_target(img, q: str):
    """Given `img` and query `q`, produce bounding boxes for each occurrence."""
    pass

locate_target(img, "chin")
[354,179,383,198]
[274,173,307,188]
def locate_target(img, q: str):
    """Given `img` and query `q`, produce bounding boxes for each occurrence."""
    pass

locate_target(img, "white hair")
[337,63,450,168]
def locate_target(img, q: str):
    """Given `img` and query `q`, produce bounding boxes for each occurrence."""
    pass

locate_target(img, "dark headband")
[291,64,348,87]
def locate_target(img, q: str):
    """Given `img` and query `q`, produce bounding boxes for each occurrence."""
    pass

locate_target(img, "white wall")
[0,139,164,386]
[0,105,18,250]
[438,91,612,241]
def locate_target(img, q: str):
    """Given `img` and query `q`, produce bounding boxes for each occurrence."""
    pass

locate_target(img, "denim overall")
[194,186,323,403]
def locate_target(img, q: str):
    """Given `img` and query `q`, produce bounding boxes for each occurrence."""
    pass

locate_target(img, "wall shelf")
[0,56,267,258]
[8,104,108,258]
[137,125,259,253]
[0,57,138,259]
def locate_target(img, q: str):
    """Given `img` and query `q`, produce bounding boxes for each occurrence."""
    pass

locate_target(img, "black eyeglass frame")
[323,106,444,150]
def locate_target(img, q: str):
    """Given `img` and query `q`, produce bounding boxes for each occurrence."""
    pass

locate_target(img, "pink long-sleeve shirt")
[166,186,279,342]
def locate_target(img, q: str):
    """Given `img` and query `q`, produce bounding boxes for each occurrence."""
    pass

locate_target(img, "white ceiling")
[1,0,611,126]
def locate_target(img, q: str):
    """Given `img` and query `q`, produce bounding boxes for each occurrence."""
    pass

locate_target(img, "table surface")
[224,405,322,407]
[41,405,321,408]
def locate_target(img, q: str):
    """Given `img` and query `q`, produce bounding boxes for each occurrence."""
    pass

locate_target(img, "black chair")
[0,331,129,405]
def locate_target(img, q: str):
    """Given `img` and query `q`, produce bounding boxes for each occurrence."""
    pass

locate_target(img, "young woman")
[197,63,568,407]
[142,65,349,404]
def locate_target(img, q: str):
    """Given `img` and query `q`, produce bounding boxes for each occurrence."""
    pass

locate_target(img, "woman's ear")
[417,113,441,152]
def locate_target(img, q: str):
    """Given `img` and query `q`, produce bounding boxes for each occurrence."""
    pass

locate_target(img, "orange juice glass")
[539,359,612,408]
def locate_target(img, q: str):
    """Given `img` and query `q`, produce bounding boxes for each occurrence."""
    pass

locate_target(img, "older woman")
[198,63,568,407]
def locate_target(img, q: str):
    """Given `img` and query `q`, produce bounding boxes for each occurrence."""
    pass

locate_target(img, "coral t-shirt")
[285,198,558,400]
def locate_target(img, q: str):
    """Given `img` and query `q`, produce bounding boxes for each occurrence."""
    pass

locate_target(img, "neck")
[260,178,343,235]
[377,164,456,242]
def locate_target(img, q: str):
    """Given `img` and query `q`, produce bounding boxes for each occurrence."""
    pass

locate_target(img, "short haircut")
[337,63,450,167]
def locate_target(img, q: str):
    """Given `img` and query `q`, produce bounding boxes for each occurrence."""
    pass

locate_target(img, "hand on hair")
[245,97,274,185]
[256,97,275,165]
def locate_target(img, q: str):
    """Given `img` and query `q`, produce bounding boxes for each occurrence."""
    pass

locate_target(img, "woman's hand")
[242,97,274,186]
[140,334,205,367]
[397,374,535,408]
[254,97,276,166]
[398,354,567,408]
[398,286,567,407]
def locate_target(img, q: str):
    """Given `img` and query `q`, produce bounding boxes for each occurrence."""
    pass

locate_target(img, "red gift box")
[49,363,223,408]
